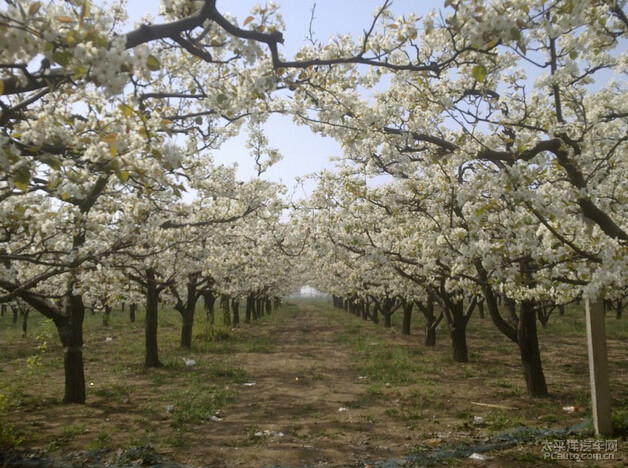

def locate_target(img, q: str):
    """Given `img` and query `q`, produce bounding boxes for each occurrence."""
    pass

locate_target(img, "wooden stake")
[585,299,613,436]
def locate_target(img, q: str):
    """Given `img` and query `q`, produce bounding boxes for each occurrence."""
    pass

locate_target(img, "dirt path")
[186,302,396,467]
[4,300,625,468]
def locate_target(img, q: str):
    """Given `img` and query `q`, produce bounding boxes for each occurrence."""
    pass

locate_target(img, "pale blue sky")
[124,1,439,197]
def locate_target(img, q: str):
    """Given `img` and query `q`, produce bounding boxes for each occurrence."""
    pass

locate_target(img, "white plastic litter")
[473,416,484,425]
[182,357,196,367]
[469,453,489,461]
[166,405,175,413]
[242,382,256,387]
[338,407,349,412]
[254,430,284,437]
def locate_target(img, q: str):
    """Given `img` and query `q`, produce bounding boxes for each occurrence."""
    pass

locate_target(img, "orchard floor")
[1,299,628,467]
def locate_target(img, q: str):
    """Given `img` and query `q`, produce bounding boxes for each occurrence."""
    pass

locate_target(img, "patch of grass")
[164,430,188,448]
[92,384,132,400]
[484,411,526,432]
[0,391,23,449]
[48,424,88,450]
[163,385,237,428]
[116,446,163,466]
[613,408,628,437]
[359,346,417,385]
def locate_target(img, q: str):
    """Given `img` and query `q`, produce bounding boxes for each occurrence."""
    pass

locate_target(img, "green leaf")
[146,55,160,71]
[14,166,31,192]
[569,50,578,60]
[116,170,129,183]
[39,155,61,170]
[52,51,72,67]
[471,64,487,82]
[216,94,228,107]
[510,27,521,40]
[194,116,203,125]
[118,103,134,117]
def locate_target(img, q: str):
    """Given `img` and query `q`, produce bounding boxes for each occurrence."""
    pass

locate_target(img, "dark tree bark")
[57,294,86,403]
[416,294,440,346]
[378,297,399,328]
[371,301,379,324]
[179,273,199,349]
[22,309,29,337]
[401,301,412,335]
[145,268,163,368]
[202,291,216,324]
[232,300,240,327]
[254,298,262,320]
[435,289,476,364]
[450,324,468,363]
[245,293,254,323]
[265,298,272,315]
[221,294,231,326]
[102,305,111,326]
[362,300,369,321]
[518,299,548,396]
[129,303,137,323]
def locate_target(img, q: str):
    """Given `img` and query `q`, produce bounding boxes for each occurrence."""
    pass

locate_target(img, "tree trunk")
[57,294,86,403]
[380,298,396,328]
[102,305,111,326]
[371,302,379,324]
[401,301,412,335]
[254,299,262,320]
[518,299,548,396]
[450,325,468,363]
[477,299,485,319]
[265,298,272,315]
[440,296,474,363]
[416,296,438,346]
[425,319,437,346]
[203,291,216,324]
[232,300,240,327]
[180,273,199,349]
[129,303,136,323]
[221,294,231,326]
[245,294,253,323]
[145,268,163,368]
[22,309,29,337]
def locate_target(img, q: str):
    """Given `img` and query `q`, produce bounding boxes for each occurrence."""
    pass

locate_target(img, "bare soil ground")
[1,300,627,467]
